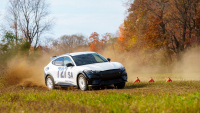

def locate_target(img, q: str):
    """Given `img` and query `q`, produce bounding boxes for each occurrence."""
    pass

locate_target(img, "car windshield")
[72,53,108,66]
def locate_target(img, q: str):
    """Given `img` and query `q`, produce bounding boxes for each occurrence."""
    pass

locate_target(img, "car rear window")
[52,57,64,66]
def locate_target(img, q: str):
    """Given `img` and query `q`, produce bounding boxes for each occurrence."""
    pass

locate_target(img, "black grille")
[100,78,124,85]
[100,69,122,80]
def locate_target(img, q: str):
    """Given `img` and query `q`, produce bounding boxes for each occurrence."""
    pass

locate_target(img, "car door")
[64,57,76,86]
[51,57,66,84]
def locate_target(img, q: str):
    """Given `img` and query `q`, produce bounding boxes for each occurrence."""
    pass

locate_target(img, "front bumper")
[84,69,127,87]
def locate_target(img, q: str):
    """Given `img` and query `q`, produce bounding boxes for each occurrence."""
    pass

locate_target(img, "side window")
[64,57,73,66]
[52,57,64,66]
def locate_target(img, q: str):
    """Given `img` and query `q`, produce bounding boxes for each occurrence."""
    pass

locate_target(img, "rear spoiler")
[50,55,57,61]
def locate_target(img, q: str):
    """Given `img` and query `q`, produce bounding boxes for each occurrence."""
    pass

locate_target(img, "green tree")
[0,32,17,53]
[0,31,30,65]
[0,32,18,64]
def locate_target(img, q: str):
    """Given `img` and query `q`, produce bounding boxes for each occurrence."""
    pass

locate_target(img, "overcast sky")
[0,0,128,39]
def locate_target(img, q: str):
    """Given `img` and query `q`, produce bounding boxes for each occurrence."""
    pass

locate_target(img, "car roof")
[58,51,96,57]
[51,52,97,61]
[68,51,96,56]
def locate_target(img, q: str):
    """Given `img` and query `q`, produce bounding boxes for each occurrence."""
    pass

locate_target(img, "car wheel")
[78,74,88,91]
[114,82,125,89]
[46,76,55,90]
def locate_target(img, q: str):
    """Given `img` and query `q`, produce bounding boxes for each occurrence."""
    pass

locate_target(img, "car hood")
[78,62,123,71]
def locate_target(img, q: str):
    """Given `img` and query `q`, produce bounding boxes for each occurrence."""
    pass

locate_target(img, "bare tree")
[7,0,52,50]
[59,34,87,52]
[51,34,87,53]
[7,0,19,45]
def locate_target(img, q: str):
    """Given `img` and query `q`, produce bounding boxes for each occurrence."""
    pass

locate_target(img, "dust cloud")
[100,47,200,82]
[173,48,200,80]
[2,47,200,87]
[3,53,52,87]
[100,49,169,82]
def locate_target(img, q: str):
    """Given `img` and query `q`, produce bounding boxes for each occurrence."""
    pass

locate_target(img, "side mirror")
[107,58,111,62]
[66,63,74,67]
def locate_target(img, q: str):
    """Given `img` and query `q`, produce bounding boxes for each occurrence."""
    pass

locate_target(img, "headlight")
[84,70,100,74]
[122,75,127,80]
[121,67,125,72]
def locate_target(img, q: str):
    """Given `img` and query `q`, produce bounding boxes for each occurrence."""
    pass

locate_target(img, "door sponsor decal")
[57,67,73,79]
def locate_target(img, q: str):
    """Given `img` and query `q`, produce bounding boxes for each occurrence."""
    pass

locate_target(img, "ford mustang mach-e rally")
[44,52,127,91]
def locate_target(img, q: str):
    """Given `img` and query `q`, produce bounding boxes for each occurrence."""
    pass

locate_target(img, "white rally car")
[44,52,127,91]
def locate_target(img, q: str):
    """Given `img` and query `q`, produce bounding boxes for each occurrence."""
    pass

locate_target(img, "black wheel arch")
[76,72,89,88]
[45,74,55,85]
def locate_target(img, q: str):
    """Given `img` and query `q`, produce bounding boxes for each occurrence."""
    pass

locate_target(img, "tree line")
[1,0,200,66]
[118,0,200,62]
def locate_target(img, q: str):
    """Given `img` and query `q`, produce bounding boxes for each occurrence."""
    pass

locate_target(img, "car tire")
[114,82,125,89]
[78,74,88,91]
[45,76,55,90]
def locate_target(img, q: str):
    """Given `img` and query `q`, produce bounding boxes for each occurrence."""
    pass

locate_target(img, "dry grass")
[0,79,200,113]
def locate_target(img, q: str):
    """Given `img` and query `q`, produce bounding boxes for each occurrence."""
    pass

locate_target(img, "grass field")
[0,78,200,113]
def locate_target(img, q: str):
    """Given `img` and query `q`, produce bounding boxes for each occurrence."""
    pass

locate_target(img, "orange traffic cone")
[134,77,140,83]
[148,77,154,82]
[166,77,172,82]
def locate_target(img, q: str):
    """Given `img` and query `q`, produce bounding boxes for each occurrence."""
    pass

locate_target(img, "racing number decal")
[68,72,73,78]
[57,71,73,78]
[57,67,73,79]
[57,71,66,78]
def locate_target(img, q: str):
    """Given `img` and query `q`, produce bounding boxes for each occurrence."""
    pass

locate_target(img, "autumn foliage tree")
[120,0,200,61]
[88,32,109,51]
[88,32,100,51]
[118,23,128,51]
